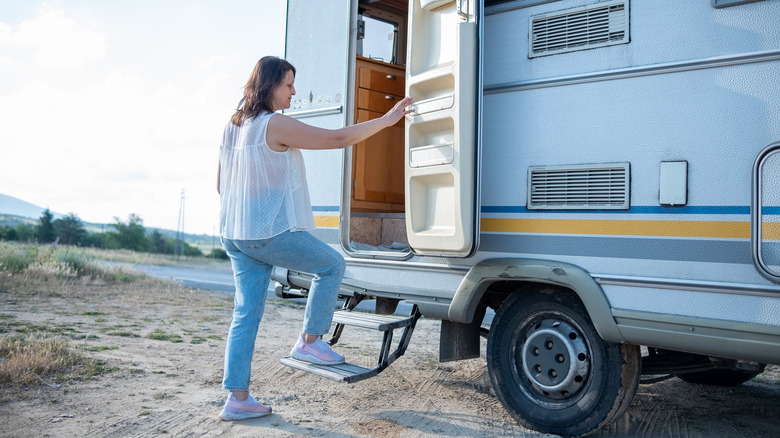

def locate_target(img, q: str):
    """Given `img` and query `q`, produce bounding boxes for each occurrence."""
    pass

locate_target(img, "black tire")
[677,369,760,386]
[486,290,641,437]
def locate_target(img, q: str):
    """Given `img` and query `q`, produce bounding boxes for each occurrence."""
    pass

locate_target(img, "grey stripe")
[323,227,753,264]
[479,233,751,264]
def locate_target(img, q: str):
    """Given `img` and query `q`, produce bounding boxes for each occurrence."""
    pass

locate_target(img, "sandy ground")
[1,270,779,438]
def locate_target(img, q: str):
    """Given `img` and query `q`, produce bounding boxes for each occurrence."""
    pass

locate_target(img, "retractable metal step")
[280,304,420,383]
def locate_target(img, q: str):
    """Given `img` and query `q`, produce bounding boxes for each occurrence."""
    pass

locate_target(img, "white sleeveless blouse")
[219,112,315,239]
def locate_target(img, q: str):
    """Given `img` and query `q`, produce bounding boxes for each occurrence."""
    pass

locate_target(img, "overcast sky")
[0,0,286,235]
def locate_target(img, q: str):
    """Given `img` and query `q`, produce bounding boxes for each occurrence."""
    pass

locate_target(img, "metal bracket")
[328,293,366,346]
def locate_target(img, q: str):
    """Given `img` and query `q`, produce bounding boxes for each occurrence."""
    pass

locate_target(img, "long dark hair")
[231,56,296,126]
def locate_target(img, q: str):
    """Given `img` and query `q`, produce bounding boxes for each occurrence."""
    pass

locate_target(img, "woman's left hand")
[382,96,415,126]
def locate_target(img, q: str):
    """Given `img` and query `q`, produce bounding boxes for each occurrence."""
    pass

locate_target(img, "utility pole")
[176,189,185,257]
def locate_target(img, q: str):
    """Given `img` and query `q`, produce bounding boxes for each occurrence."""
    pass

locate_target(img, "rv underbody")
[280,0,780,436]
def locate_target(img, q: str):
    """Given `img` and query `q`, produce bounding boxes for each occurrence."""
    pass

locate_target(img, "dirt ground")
[1,271,779,438]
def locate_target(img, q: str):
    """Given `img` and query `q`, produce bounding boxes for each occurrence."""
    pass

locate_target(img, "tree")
[0,226,17,241]
[80,232,105,248]
[36,208,56,243]
[53,212,87,246]
[149,230,174,254]
[111,214,148,252]
[181,241,203,257]
[15,223,36,242]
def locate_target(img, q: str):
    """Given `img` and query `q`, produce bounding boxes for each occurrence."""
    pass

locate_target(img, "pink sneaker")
[219,394,272,421]
[290,335,345,365]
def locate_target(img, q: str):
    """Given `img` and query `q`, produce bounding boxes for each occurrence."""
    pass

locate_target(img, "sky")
[0,0,287,236]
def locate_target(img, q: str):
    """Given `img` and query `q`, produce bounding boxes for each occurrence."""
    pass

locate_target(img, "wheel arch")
[449,258,623,342]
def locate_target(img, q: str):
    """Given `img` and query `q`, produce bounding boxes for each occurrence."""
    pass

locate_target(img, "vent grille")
[529,1,629,58]
[528,163,630,210]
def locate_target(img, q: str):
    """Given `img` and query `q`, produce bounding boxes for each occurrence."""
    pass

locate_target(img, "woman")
[217,56,413,421]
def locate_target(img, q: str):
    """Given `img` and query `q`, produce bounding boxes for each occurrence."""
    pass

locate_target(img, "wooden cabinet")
[351,56,406,212]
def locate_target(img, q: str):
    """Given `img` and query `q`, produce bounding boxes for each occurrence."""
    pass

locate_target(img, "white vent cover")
[527,163,630,210]
[529,1,629,58]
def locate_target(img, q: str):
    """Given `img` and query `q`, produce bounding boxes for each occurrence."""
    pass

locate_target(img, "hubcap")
[520,319,590,399]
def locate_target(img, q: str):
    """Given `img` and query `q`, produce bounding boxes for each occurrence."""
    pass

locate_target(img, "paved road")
[133,263,237,293]
[131,262,426,317]
[131,262,496,322]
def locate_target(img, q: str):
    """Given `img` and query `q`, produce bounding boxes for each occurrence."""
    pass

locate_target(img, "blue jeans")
[221,230,346,391]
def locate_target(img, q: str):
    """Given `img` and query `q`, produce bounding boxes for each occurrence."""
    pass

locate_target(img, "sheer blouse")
[219,112,315,239]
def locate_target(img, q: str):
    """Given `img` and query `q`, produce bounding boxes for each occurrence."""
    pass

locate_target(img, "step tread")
[280,357,375,383]
[332,310,414,331]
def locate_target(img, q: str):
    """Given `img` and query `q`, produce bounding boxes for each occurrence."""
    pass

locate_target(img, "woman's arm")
[266,96,413,152]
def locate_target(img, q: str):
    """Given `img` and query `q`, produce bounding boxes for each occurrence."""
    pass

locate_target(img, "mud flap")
[439,305,485,362]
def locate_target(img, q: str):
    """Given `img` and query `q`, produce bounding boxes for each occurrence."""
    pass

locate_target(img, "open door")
[405,0,480,257]
[284,0,354,239]
[284,0,353,128]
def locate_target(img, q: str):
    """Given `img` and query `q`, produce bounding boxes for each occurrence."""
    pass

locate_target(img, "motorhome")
[276,0,780,436]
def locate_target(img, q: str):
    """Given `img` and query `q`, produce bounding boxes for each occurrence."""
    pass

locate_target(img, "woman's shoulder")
[266,111,298,133]
[266,111,300,130]
[221,119,238,141]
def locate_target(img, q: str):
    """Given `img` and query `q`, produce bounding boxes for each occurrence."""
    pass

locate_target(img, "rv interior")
[348,0,410,254]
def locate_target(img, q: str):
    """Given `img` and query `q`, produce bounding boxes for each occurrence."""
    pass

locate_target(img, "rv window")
[357,15,397,64]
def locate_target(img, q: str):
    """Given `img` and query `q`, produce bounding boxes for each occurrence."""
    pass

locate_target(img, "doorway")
[347,0,410,255]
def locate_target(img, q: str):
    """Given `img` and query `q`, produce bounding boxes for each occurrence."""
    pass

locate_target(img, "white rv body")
[279,0,780,435]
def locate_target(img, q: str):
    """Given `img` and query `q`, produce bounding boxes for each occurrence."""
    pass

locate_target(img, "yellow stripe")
[314,216,339,228]
[316,216,780,239]
[764,222,780,240]
[481,218,752,239]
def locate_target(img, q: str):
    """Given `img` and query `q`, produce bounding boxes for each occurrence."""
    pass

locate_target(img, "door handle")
[457,0,469,19]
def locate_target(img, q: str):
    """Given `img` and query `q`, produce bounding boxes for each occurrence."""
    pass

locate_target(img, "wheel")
[486,290,641,437]
[677,369,760,386]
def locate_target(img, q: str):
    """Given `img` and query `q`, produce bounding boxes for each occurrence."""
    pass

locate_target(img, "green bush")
[209,248,228,259]
[0,243,38,274]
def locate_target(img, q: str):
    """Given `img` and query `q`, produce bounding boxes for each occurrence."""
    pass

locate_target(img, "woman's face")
[272,69,296,111]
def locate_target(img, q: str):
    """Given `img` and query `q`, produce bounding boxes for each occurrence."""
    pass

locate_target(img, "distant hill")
[0,193,217,247]
[0,193,62,220]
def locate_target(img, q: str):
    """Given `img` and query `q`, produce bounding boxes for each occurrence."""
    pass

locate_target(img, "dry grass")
[0,334,104,388]
[0,242,231,398]
[0,242,224,305]
[0,241,145,283]
[0,241,219,279]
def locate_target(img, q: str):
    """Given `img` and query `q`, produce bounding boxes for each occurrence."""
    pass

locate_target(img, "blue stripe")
[319,205,779,214]
[481,206,780,215]
[312,206,339,212]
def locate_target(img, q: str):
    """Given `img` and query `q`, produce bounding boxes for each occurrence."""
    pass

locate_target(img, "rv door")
[284,0,353,128]
[405,0,480,257]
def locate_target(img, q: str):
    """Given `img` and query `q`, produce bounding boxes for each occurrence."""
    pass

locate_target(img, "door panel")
[284,0,353,129]
[405,0,479,256]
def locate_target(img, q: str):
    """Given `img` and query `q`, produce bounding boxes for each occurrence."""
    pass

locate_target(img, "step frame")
[280,302,421,383]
